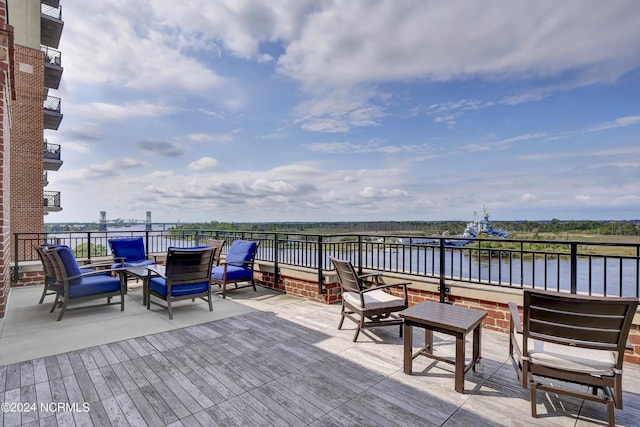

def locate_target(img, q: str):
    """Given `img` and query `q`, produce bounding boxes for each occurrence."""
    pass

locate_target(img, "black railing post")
[13,233,20,282]
[439,238,446,303]
[357,235,363,275]
[570,242,578,294]
[317,235,325,294]
[86,232,92,261]
[274,233,280,288]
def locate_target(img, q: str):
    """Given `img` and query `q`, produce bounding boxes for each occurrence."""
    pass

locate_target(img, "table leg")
[472,324,482,369]
[455,333,465,393]
[403,322,412,374]
[424,328,433,355]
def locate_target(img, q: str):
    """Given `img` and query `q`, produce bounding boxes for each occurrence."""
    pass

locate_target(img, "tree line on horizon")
[44,218,639,235]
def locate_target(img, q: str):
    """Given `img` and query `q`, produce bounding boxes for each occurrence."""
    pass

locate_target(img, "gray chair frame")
[509,288,638,426]
[147,246,215,319]
[205,238,225,266]
[44,247,125,321]
[330,257,410,342]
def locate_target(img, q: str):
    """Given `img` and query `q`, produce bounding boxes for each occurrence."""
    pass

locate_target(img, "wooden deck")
[1,293,640,426]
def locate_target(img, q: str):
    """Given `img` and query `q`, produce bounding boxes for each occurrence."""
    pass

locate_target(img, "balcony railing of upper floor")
[43,171,49,187]
[41,46,63,89]
[43,140,62,171]
[41,3,63,49]
[12,229,640,301]
[43,191,61,213]
[42,0,61,9]
[43,96,63,130]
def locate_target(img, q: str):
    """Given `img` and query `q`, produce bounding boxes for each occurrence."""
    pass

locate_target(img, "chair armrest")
[221,259,252,266]
[361,281,410,293]
[508,302,523,334]
[81,261,115,269]
[67,267,125,281]
[358,272,383,280]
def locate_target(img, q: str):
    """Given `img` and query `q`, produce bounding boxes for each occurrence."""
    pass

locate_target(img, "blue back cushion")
[109,238,146,262]
[55,246,83,286]
[226,240,257,267]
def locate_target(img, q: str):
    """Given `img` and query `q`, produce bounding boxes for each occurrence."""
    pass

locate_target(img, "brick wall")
[0,0,12,318]
[10,44,44,246]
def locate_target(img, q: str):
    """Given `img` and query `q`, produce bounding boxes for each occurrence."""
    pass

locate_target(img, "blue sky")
[47,0,640,223]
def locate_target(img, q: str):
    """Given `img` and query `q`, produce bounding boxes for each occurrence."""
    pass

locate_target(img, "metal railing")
[44,141,61,160]
[13,229,640,300]
[41,46,62,66]
[41,3,62,20]
[43,191,60,208]
[43,96,61,113]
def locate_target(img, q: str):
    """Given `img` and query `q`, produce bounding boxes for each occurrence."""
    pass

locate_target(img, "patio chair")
[34,244,113,305]
[205,238,225,266]
[508,288,638,427]
[108,237,156,268]
[330,257,410,342]
[147,246,215,319]
[210,240,259,299]
[44,245,125,321]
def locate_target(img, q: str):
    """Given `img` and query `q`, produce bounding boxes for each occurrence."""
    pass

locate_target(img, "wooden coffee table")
[399,301,487,393]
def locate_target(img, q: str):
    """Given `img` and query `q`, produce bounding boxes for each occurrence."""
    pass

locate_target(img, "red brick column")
[0,1,14,318]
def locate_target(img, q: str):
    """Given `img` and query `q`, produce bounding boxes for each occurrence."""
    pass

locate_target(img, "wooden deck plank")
[78,348,99,371]
[239,388,306,426]
[112,392,149,426]
[74,371,100,403]
[32,358,48,384]
[139,383,180,425]
[127,387,167,426]
[19,384,38,425]
[150,380,192,420]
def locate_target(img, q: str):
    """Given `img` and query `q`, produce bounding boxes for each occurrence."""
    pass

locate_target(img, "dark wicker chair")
[330,257,409,342]
[147,246,215,319]
[44,245,125,321]
[509,288,638,427]
[210,240,259,298]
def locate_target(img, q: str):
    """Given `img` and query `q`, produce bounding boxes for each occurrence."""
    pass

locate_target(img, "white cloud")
[188,157,220,170]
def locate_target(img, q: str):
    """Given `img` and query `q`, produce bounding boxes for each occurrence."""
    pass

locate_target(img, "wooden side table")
[399,301,488,393]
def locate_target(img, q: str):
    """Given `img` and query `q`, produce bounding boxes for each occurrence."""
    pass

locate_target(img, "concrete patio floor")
[1,285,639,426]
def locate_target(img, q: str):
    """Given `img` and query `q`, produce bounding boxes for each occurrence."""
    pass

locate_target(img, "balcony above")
[43,141,62,171]
[43,171,49,187]
[41,3,64,49]
[44,190,62,213]
[42,46,63,89]
[44,95,63,130]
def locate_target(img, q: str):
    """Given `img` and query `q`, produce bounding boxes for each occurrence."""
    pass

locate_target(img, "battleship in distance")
[444,208,510,246]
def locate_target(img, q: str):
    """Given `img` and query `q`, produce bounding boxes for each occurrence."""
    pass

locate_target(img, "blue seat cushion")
[211,265,253,282]
[149,277,209,297]
[55,246,83,286]
[55,275,121,298]
[109,238,147,262]
[225,240,257,267]
[111,259,156,269]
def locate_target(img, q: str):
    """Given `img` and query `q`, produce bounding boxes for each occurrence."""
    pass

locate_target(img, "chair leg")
[120,294,125,312]
[56,299,68,321]
[49,294,59,313]
[167,300,173,320]
[251,278,257,292]
[39,286,49,304]
[530,381,538,418]
[607,398,615,427]
[222,283,226,299]
[352,315,365,342]
[338,304,346,330]
[207,291,213,312]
